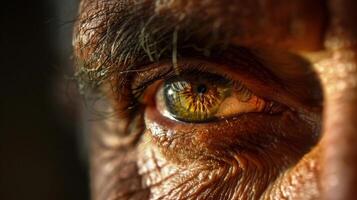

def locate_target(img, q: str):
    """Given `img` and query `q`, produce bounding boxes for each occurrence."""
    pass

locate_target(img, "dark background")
[0,1,89,199]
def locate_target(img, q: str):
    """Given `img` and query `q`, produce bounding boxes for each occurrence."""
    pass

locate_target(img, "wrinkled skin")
[73,0,357,199]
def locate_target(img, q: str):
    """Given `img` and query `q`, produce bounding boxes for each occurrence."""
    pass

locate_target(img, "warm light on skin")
[73,0,357,200]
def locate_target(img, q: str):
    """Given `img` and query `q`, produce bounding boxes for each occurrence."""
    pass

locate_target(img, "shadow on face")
[73,0,357,199]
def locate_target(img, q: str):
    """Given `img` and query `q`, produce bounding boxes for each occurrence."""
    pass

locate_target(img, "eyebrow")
[73,0,324,108]
[74,1,228,91]
[74,0,326,85]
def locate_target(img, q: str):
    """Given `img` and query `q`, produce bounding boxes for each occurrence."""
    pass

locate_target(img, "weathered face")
[73,0,357,199]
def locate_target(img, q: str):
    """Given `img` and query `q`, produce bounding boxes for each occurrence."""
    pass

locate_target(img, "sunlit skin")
[73,0,357,199]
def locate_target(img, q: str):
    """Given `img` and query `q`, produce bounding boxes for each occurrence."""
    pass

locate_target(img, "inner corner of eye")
[152,73,270,123]
[135,80,164,106]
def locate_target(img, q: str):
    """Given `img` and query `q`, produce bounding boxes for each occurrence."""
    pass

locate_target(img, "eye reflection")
[155,72,279,123]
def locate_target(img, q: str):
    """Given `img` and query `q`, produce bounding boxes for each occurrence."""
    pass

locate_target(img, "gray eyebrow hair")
[73,1,230,94]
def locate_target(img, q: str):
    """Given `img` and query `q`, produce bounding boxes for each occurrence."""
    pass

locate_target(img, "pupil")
[196,84,207,94]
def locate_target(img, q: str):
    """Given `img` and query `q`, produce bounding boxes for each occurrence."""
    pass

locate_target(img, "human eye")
[138,66,285,124]
[155,71,283,123]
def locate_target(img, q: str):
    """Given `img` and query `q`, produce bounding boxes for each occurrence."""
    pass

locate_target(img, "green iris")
[163,73,231,122]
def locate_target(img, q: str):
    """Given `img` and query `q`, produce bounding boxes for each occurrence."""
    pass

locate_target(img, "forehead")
[78,0,326,52]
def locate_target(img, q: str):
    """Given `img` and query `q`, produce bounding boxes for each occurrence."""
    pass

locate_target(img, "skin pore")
[73,0,357,199]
